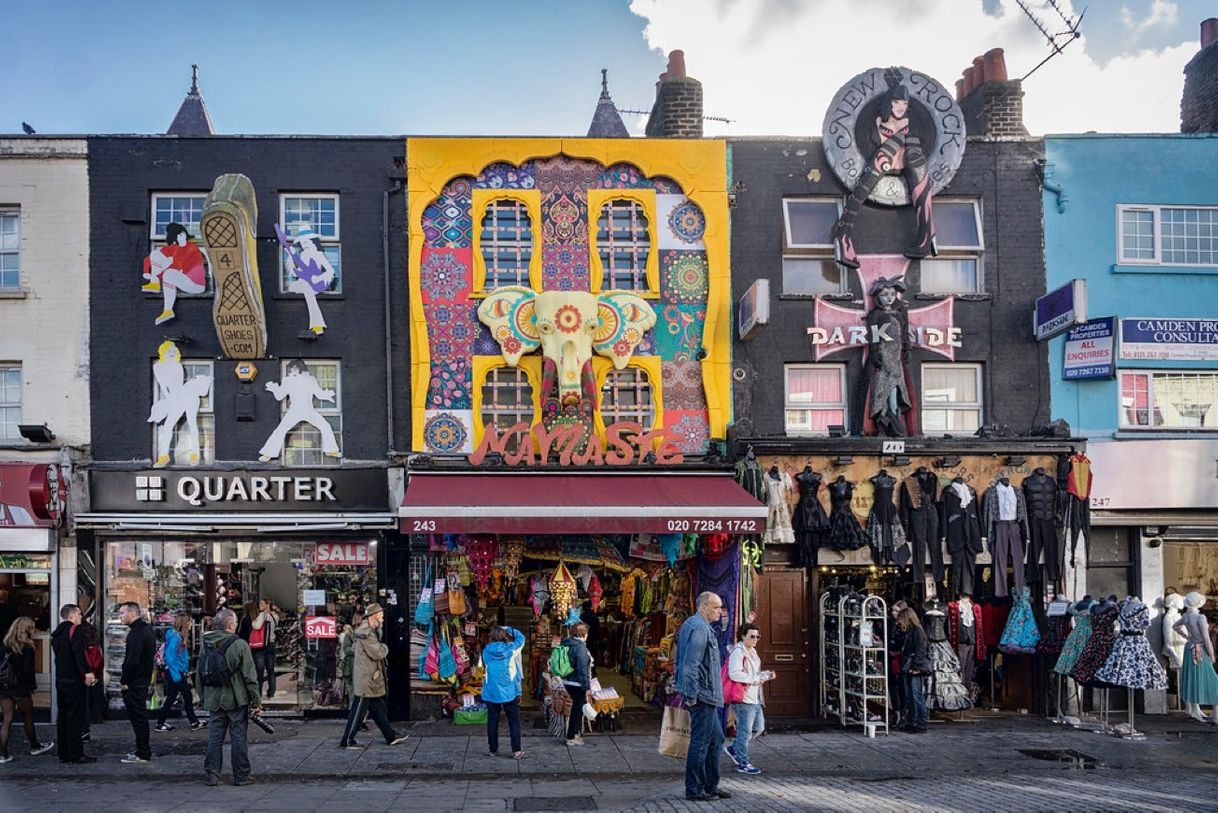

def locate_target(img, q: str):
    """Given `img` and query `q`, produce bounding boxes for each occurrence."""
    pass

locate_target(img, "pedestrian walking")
[155,612,204,732]
[118,601,156,763]
[1,616,54,763]
[339,611,362,706]
[724,623,773,776]
[338,603,407,749]
[560,622,593,747]
[898,606,932,734]
[675,592,732,802]
[249,599,277,701]
[481,625,526,759]
[197,607,260,786]
[51,603,95,764]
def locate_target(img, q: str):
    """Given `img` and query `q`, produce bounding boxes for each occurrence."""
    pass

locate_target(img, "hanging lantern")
[549,561,577,619]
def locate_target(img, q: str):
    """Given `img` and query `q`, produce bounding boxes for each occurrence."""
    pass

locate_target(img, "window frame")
[1117,204,1218,268]
[780,198,847,297]
[920,362,984,432]
[278,193,342,294]
[471,356,543,450]
[783,363,848,436]
[279,358,343,466]
[587,189,659,296]
[592,356,664,438]
[0,208,20,292]
[470,189,543,296]
[919,198,984,295]
[1118,369,1218,431]
[148,193,211,296]
[0,364,21,440]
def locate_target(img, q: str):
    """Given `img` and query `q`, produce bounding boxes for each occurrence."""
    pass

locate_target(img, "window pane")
[781,258,843,296]
[0,212,19,291]
[1151,372,1218,428]
[919,258,978,294]
[784,200,838,247]
[922,408,980,433]
[1120,373,1150,427]
[481,200,533,288]
[787,367,842,404]
[481,367,534,452]
[0,367,19,438]
[153,196,205,238]
[922,366,978,404]
[597,200,650,292]
[281,245,341,293]
[283,197,338,238]
[600,368,654,426]
[935,201,980,249]
[1161,208,1217,265]
[1120,209,1155,260]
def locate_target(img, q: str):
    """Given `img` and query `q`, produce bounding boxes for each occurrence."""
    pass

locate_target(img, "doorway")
[754,568,811,716]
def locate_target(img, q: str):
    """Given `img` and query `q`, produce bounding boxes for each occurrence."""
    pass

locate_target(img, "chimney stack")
[1181,18,1218,133]
[955,48,1027,139]
[645,50,703,138]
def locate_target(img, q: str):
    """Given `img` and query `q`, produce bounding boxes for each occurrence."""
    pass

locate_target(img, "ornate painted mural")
[407,139,730,460]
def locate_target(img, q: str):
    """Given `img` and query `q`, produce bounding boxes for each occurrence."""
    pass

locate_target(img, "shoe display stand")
[820,591,889,734]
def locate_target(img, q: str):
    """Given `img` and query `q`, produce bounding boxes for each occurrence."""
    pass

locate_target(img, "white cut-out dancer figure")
[275,224,334,335]
[143,223,207,325]
[148,340,212,468]
[259,360,341,461]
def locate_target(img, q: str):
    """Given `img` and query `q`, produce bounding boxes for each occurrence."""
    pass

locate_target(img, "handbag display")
[446,567,467,616]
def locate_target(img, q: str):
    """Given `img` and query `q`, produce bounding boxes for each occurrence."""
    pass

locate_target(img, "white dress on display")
[1162,594,1187,670]
[764,470,795,545]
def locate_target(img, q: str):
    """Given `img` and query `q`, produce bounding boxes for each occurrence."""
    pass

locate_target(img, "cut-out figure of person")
[258,360,341,461]
[148,340,213,468]
[143,223,207,325]
[275,224,335,335]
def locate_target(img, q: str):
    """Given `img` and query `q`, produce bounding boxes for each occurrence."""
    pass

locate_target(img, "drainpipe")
[1035,159,1067,214]
[383,179,403,454]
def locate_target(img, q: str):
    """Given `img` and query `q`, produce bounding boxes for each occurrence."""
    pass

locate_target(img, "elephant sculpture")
[477,286,657,415]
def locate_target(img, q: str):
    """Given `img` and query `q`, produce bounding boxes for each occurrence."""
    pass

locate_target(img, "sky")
[1,0,1212,138]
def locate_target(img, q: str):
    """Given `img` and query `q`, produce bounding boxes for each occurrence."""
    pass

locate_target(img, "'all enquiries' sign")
[315,542,370,566]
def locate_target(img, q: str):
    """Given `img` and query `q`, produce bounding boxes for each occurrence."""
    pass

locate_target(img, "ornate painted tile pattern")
[422,176,474,248]
[423,410,473,454]
[662,360,706,410]
[420,247,471,304]
[474,161,536,190]
[661,250,709,305]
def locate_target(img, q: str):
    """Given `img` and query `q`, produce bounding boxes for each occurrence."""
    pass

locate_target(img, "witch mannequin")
[143,223,207,325]
[148,340,213,467]
[276,224,334,335]
[259,360,341,461]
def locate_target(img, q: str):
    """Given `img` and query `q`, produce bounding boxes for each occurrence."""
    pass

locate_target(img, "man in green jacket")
[338,603,407,749]
[196,607,260,786]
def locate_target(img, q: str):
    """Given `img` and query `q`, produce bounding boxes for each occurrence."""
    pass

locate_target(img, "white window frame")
[1118,370,1218,430]
[1117,204,1218,268]
[919,198,984,295]
[920,362,983,431]
[148,193,211,295]
[781,197,847,296]
[0,364,21,439]
[279,194,342,294]
[0,208,20,292]
[783,364,847,436]
[599,367,655,427]
[149,359,215,464]
[280,359,342,466]
[480,199,533,289]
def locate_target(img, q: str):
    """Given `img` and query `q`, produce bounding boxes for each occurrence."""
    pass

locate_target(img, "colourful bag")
[433,575,450,616]
[721,657,747,705]
[446,568,467,616]
[549,644,574,678]
[437,625,458,682]
[413,561,435,625]
[424,626,441,680]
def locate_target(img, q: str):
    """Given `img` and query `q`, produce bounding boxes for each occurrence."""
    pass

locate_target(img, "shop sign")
[1119,318,1218,361]
[0,553,52,569]
[1062,317,1115,380]
[738,279,770,340]
[0,463,64,527]
[90,468,390,512]
[304,616,337,639]
[1034,279,1087,341]
[315,542,369,566]
[468,420,684,467]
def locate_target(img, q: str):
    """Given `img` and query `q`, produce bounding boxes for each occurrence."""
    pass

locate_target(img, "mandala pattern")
[655,304,706,361]
[661,251,709,305]
[668,412,710,454]
[473,321,501,356]
[475,162,536,190]
[662,360,706,410]
[427,358,472,410]
[420,248,470,303]
[422,176,474,248]
[423,411,471,454]
[427,302,477,360]
[667,201,706,243]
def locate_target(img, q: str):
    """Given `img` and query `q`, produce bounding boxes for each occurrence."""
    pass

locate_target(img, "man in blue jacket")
[480,625,526,759]
[676,591,731,802]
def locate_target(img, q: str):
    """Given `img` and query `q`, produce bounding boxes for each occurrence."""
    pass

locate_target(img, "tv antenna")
[616,108,734,126]
[1016,0,1086,81]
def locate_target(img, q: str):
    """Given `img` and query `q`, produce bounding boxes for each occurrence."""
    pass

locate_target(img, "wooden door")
[753,568,810,716]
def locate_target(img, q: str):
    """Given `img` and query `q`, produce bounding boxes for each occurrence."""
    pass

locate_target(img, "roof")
[586,69,630,138]
[166,65,215,136]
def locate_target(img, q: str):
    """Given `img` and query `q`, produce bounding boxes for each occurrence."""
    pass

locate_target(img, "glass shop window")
[600,367,654,427]
[481,366,535,450]
[921,363,983,433]
[279,194,342,293]
[1119,371,1218,430]
[781,198,846,296]
[784,364,846,434]
[596,199,652,292]
[480,199,533,289]
[919,200,983,294]
[149,194,211,294]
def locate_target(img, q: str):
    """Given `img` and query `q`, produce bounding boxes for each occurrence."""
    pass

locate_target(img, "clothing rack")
[821,591,889,734]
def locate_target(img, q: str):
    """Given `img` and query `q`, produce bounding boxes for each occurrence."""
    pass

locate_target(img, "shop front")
[77,467,397,716]
[0,462,66,711]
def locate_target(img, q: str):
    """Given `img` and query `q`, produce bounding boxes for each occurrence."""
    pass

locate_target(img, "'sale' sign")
[315,542,369,566]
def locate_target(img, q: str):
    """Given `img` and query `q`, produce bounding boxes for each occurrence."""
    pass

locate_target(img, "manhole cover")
[1017,748,1098,768]
[515,797,597,811]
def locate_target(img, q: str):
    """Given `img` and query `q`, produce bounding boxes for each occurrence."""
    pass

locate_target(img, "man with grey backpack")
[196,608,260,786]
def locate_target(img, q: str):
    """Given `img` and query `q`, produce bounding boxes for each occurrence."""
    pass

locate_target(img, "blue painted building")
[1043,131,1218,713]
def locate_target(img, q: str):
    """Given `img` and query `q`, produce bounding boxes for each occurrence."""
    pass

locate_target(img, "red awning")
[399,473,766,535]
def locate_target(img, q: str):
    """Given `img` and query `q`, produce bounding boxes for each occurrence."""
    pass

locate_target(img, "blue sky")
[3,0,1213,136]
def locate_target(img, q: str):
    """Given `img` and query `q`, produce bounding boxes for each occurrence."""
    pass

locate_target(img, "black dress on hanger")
[792,468,828,566]
[825,477,869,553]
[867,471,907,565]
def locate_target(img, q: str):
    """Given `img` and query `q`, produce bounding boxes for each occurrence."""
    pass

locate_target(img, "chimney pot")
[1202,18,1218,49]
[667,50,686,78]
[955,78,965,102]
[963,66,977,95]
[984,48,1008,82]
[972,56,986,85]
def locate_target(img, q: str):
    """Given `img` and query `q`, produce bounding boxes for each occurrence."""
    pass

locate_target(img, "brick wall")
[960,81,1028,139]
[1181,42,1218,133]
[645,76,704,138]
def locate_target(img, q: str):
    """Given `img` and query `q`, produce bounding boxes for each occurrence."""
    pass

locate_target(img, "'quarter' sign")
[315,542,370,566]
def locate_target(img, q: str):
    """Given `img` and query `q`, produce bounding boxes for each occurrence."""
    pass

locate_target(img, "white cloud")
[1120,0,1179,33]
[629,0,1195,135]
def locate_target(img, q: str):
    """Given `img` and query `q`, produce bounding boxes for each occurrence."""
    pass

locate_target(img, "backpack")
[0,651,18,691]
[199,636,238,688]
[549,644,573,679]
[85,644,104,675]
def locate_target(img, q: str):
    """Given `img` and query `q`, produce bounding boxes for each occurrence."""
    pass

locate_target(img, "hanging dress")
[1093,599,1167,690]
[998,587,1041,654]
[924,603,972,711]
[1053,600,1094,675]
[1070,601,1120,686]
[867,473,908,565]
[825,478,869,552]
[792,470,829,566]
[764,471,795,545]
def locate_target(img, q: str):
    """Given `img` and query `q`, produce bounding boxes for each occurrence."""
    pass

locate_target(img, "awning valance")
[399,473,767,535]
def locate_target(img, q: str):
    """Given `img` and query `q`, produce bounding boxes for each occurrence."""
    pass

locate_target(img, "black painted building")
[80,135,413,717]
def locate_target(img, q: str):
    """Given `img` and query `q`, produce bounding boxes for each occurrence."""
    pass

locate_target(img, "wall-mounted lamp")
[163,334,192,346]
[891,455,911,467]
[18,424,55,443]
[827,425,846,438]
[936,455,961,468]
[1005,454,1026,467]
[833,455,853,467]
[297,330,320,342]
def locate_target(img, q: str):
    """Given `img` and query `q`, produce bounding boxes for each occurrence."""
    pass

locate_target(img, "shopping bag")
[433,575,450,616]
[658,705,692,759]
[447,569,467,616]
[414,561,435,625]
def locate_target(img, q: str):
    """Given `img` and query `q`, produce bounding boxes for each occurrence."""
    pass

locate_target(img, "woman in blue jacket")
[155,613,203,731]
[481,626,526,759]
